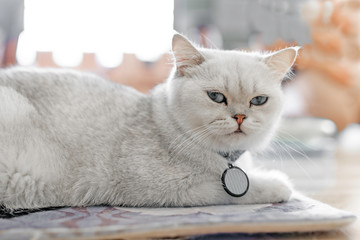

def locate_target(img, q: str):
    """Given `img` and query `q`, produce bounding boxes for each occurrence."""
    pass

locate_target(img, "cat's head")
[168,34,299,152]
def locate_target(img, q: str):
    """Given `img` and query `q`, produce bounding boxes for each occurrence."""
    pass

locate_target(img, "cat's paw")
[264,174,293,203]
[245,169,293,204]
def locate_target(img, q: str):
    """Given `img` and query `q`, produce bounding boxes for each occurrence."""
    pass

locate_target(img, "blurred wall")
[0,0,24,66]
[174,0,311,49]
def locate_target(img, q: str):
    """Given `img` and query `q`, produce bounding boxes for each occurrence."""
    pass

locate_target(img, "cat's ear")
[264,47,300,81]
[172,34,205,76]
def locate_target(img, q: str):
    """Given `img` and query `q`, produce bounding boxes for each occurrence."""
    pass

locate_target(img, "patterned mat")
[0,193,355,240]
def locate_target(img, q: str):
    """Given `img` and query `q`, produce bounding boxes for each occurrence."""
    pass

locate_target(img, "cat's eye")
[207,91,227,104]
[250,96,268,106]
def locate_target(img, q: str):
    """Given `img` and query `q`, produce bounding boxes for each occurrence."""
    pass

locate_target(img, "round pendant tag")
[221,165,249,197]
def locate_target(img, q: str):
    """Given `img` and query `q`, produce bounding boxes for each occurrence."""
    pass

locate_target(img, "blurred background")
[1,0,360,191]
[1,0,360,236]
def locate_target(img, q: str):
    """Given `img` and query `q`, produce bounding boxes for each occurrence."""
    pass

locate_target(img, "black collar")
[217,150,245,162]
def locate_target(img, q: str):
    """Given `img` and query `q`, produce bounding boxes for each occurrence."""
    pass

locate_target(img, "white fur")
[0,35,298,209]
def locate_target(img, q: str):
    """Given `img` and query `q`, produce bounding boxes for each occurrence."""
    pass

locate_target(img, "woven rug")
[0,193,355,240]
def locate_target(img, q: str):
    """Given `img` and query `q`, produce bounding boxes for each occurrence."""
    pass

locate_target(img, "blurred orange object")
[35,52,173,94]
[107,54,173,93]
[265,0,360,130]
[298,0,360,130]
[312,31,341,55]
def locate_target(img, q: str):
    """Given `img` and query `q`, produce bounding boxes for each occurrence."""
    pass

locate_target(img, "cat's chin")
[205,131,271,153]
[226,129,246,136]
[206,138,251,152]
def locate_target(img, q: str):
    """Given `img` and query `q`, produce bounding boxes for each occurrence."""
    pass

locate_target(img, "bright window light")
[17,0,174,67]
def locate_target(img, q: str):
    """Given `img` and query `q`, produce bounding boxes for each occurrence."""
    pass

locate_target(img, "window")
[17,0,174,67]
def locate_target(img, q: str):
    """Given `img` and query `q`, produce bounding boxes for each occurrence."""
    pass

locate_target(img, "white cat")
[0,34,299,210]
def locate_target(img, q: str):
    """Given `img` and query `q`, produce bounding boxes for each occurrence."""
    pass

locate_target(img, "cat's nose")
[233,114,247,125]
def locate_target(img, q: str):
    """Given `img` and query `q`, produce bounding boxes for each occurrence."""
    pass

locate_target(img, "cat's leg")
[233,168,293,204]
[182,169,292,206]
[184,154,292,206]
[0,86,61,209]
[231,151,292,204]
[170,152,292,206]
[233,157,293,204]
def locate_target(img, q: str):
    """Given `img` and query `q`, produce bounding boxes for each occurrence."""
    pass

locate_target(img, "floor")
[185,147,359,240]
[254,123,360,240]
[307,149,360,240]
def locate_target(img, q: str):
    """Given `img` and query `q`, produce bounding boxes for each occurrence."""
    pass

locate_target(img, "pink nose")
[233,114,246,125]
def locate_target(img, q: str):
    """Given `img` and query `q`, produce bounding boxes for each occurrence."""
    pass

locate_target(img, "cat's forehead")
[199,50,271,94]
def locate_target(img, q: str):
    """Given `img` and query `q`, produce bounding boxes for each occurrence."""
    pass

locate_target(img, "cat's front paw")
[265,174,293,203]
[246,170,293,204]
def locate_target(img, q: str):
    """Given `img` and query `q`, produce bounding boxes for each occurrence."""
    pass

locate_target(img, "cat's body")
[0,35,298,209]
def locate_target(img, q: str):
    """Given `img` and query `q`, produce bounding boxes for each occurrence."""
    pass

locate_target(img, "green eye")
[250,96,268,106]
[207,91,227,104]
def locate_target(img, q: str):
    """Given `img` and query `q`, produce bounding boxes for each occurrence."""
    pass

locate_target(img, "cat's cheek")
[239,122,260,136]
[233,126,272,150]
[177,105,203,129]
[211,120,238,136]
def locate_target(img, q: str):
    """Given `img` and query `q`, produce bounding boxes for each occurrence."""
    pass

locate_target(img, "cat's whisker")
[274,129,326,176]
[277,138,311,162]
[168,125,207,151]
[276,129,318,163]
[169,125,204,149]
[181,130,212,155]
[273,138,292,171]
[171,128,212,159]
[169,128,206,157]
[255,140,280,170]
[272,140,313,181]
[169,127,209,158]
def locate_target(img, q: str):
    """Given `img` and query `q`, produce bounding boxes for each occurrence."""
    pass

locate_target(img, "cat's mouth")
[227,129,246,136]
